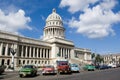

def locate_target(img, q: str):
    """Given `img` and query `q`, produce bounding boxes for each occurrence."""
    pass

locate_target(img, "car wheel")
[19,74,24,78]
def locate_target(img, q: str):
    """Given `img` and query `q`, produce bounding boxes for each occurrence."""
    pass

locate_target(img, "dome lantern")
[52,8,56,13]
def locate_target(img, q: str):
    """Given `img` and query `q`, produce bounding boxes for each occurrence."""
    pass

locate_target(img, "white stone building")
[0,9,92,69]
[102,53,120,64]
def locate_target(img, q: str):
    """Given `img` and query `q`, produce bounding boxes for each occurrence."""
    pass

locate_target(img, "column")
[29,46,31,58]
[40,48,42,58]
[5,43,8,56]
[60,48,62,57]
[21,45,23,57]
[43,48,45,58]
[61,48,63,57]
[0,43,3,56]
[25,46,28,57]
[66,48,69,58]
[64,48,65,58]
[33,47,35,58]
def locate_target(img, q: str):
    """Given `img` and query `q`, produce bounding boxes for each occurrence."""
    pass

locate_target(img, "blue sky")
[0,0,120,54]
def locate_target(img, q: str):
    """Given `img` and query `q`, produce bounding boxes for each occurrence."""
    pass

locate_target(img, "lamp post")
[10,48,16,70]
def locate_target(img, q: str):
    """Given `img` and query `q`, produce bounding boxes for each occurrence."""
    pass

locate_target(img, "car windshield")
[71,64,78,67]
[60,62,68,65]
[45,66,53,68]
[57,61,68,66]
[23,65,33,68]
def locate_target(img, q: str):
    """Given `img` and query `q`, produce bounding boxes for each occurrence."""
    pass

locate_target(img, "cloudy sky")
[0,0,120,54]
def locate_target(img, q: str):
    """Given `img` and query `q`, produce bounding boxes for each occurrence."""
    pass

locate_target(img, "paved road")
[0,68,120,80]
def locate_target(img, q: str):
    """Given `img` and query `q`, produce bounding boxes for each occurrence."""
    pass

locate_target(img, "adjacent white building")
[0,9,92,69]
[102,53,120,64]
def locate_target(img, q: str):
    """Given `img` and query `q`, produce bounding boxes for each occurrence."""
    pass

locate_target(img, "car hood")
[20,68,33,72]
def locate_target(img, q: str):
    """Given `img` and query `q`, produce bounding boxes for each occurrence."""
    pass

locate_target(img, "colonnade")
[0,42,51,67]
[44,27,64,38]
[58,47,71,59]
[19,45,50,59]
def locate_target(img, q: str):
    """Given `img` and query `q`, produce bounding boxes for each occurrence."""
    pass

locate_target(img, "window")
[19,60,21,64]
[7,59,10,65]
[23,60,25,64]
[1,59,5,65]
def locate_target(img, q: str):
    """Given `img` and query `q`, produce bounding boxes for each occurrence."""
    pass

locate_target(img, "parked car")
[19,65,37,77]
[108,63,117,68]
[0,65,5,75]
[99,65,109,70]
[116,64,120,67]
[83,64,95,71]
[56,60,71,74]
[42,65,56,75]
[70,64,80,73]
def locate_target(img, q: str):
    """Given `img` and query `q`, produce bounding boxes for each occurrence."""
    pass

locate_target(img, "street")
[0,68,120,80]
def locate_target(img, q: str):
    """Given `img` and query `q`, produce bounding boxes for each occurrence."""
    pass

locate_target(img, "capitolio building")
[0,9,92,69]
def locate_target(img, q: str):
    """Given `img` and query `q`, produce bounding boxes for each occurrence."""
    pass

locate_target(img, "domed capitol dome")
[43,8,65,40]
[46,8,62,22]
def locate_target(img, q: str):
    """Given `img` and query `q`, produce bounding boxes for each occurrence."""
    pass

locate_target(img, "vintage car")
[42,65,56,75]
[83,64,95,71]
[19,65,37,77]
[70,64,80,73]
[56,60,71,74]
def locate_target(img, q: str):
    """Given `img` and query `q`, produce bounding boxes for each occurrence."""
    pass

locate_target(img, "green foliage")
[95,54,104,63]
[92,53,95,59]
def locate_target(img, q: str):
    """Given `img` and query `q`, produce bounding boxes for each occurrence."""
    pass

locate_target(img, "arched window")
[23,60,25,64]
[19,60,21,65]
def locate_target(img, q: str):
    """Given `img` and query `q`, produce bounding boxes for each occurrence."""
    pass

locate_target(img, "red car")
[56,61,71,74]
[42,65,56,75]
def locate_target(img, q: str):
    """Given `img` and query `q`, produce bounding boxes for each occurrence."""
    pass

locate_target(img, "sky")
[0,0,120,54]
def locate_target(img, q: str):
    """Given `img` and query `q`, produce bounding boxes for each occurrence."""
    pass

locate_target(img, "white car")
[108,63,117,68]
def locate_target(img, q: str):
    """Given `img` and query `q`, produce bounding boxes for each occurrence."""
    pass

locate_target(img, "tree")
[95,54,104,64]
[92,53,95,59]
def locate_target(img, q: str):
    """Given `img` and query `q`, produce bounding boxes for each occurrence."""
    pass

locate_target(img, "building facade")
[102,54,120,64]
[0,9,92,69]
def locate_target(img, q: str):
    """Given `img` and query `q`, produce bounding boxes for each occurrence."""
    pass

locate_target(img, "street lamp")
[10,48,16,70]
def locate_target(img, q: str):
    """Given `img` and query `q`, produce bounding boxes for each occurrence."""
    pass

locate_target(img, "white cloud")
[100,0,117,10]
[59,0,98,13]
[60,0,120,38]
[0,9,32,35]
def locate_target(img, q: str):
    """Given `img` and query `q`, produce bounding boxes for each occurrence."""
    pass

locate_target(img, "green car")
[83,64,95,71]
[19,65,37,77]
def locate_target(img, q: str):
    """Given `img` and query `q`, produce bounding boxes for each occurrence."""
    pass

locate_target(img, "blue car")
[70,64,80,73]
